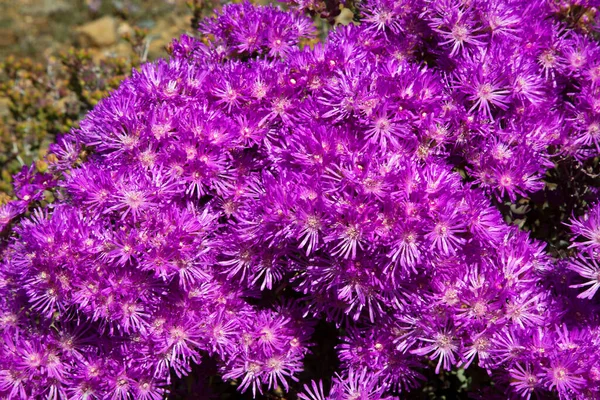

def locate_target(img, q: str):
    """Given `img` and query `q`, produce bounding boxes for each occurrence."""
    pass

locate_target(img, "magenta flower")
[1,0,600,398]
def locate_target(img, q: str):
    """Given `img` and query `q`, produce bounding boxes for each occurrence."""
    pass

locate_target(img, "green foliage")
[0,34,146,201]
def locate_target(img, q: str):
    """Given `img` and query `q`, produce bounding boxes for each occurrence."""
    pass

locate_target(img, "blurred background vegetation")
[0,0,218,202]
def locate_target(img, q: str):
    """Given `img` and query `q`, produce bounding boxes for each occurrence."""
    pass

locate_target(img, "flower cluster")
[199,1,316,58]
[567,203,600,299]
[1,0,600,399]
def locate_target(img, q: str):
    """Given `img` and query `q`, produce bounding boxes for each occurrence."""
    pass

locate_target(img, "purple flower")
[2,0,600,398]
[568,203,600,253]
[0,202,26,232]
[411,326,459,374]
[509,363,543,400]
[567,254,600,299]
[545,355,587,397]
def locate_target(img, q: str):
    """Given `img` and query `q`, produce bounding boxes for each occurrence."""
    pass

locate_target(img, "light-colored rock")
[76,16,118,48]
[147,20,177,59]
[117,22,133,37]
[145,16,190,60]
[113,42,134,58]
[335,8,354,26]
[19,0,69,16]
[41,0,70,15]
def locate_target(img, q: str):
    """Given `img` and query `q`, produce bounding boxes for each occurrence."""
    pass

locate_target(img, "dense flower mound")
[568,203,600,300]
[1,0,600,399]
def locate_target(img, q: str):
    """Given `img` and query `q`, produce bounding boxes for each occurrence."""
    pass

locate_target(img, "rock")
[18,0,69,16]
[41,0,70,15]
[146,16,190,60]
[113,42,134,58]
[117,22,133,37]
[335,8,354,26]
[76,16,118,48]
